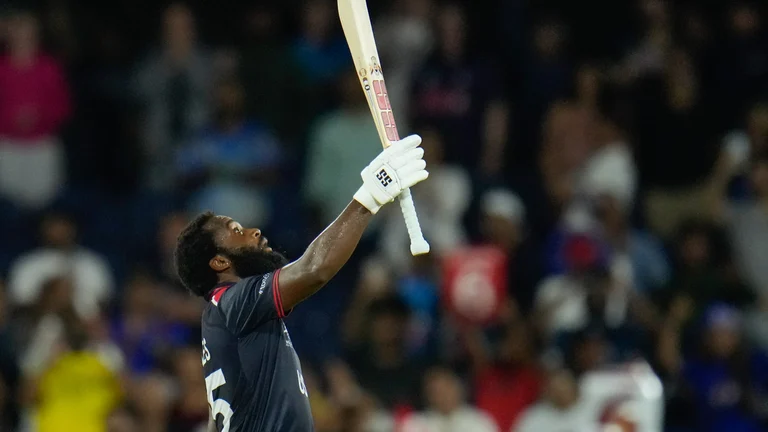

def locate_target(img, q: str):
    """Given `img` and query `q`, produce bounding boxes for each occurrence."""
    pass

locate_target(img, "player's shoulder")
[209,272,277,306]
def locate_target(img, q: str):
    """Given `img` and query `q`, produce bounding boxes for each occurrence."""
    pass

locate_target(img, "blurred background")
[0,0,767,431]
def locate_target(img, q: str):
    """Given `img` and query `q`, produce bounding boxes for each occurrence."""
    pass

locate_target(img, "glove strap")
[354,186,381,214]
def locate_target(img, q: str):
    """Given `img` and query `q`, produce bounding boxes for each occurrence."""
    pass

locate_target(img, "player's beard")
[224,246,289,279]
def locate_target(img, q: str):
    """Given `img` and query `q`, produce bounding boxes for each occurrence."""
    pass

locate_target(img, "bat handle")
[397,188,430,256]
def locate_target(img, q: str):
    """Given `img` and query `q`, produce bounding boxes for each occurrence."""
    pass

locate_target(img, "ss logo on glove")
[376,168,393,187]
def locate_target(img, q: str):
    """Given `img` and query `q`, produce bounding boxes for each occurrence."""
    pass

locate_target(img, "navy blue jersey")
[201,270,313,432]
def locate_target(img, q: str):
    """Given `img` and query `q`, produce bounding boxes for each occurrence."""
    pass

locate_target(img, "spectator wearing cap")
[478,188,543,312]
[533,223,630,342]
[658,303,768,432]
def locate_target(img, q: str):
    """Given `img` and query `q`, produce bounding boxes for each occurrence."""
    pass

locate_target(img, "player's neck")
[217,275,241,286]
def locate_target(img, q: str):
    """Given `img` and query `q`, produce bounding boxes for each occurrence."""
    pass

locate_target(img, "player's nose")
[249,228,261,239]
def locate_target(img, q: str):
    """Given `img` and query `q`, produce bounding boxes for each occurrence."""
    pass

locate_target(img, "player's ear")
[209,255,231,272]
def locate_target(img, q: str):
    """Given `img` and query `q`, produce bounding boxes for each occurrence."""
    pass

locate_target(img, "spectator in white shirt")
[401,366,498,432]
[513,368,594,432]
[8,212,113,319]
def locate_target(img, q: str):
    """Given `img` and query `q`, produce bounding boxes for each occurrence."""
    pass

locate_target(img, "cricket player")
[174,134,428,432]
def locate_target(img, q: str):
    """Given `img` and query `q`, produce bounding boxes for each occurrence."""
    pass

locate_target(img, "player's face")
[211,216,289,278]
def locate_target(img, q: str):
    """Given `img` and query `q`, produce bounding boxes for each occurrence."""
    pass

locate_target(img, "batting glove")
[354,134,429,214]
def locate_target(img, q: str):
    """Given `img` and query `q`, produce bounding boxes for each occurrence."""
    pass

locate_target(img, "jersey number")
[205,369,234,432]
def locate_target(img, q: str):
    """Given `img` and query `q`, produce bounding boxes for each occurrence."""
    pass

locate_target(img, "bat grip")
[397,188,430,256]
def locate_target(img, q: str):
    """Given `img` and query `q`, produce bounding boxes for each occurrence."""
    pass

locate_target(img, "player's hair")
[174,211,219,297]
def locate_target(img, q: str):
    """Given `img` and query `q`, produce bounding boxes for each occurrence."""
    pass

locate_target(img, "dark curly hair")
[174,211,219,297]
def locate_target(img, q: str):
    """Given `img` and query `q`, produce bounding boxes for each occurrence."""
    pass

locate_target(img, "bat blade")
[338,0,400,148]
[338,0,430,256]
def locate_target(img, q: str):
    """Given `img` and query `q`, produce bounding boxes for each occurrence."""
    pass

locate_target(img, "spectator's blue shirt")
[626,230,670,292]
[111,317,191,374]
[176,121,282,178]
[683,352,768,432]
[543,228,669,292]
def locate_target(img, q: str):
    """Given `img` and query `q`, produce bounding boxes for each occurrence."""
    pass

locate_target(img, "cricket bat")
[338,0,430,256]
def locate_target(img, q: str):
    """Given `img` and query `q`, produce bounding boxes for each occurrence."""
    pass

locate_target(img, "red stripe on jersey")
[272,268,286,318]
[209,285,231,306]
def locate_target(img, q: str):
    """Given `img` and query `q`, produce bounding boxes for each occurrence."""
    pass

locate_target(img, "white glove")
[354,134,429,214]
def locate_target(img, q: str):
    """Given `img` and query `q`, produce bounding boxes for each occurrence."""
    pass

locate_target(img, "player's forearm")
[278,135,427,310]
[278,201,372,309]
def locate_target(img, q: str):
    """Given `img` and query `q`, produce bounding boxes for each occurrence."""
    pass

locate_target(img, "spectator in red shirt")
[0,10,71,210]
[467,319,543,431]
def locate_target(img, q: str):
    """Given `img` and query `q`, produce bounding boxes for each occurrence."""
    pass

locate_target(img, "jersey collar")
[205,281,236,302]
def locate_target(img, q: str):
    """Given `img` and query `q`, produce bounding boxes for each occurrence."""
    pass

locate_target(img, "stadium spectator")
[12,277,78,379]
[27,319,122,432]
[175,77,283,228]
[239,5,308,147]
[719,152,768,300]
[515,17,572,167]
[167,347,209,432]
[128,373,175,432]
[135,3,212,191]
[7,212,114,320]
[540,64,603,212]
[715,102,768,201]
[477,188,542,311]
[468,320,542,431]
[400,366,498,432]
[0,10,71,210]
[513,368,593,432]
[591,189,670,295]
[110,274,192,375]
[614,0,672,84]
[304,72,381,225]
[635,47,719,239]
[533,231,628,340]
[410,2,508,176]
[106,407,141,432]
[657,303,768,431]
[292,0,350,87]
[713,1,768,130]
[374,0,434,131]
[344,295,426,411]
[658,220,754,322]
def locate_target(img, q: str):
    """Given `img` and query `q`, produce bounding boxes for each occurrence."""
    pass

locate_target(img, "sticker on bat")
[372,79,399,141]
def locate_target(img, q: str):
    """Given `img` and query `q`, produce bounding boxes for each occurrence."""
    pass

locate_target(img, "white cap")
[481,189,525,223]
[580,143,637,210]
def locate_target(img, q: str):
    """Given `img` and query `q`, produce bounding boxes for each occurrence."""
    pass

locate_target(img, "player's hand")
[354,134,429,214]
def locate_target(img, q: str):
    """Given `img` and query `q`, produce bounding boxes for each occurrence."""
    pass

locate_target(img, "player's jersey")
[201,270,314,432]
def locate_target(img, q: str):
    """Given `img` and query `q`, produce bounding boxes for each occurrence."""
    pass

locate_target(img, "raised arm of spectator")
[341,259,394,347]
[656,295,692,376]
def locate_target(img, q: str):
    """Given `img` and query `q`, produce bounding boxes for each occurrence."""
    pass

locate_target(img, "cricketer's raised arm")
[276,135,428,311]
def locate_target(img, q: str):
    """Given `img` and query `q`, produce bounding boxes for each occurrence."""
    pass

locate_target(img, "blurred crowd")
[1,0,768,431]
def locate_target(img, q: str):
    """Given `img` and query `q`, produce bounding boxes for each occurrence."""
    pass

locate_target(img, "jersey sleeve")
[218,269,289,336]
